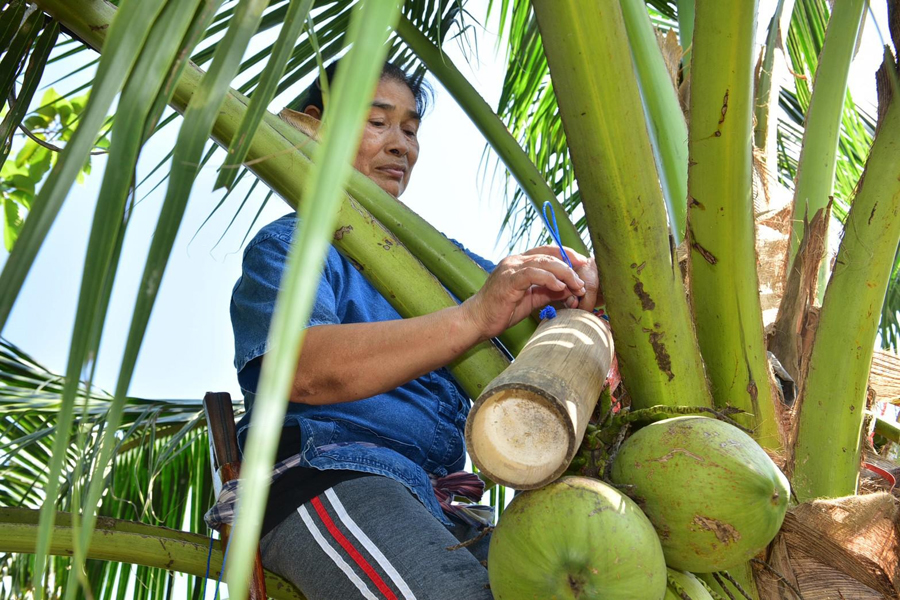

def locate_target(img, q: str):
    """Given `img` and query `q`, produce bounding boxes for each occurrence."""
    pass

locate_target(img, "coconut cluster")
[487,416,790,599]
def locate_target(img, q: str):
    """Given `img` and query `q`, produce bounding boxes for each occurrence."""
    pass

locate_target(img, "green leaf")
[0,0,27,54]
[215,0,314,191]
[2,196,22,251]
[0,0,167,338]
[0,20,58,171]
[226,1,402,596]
[0,8,42,117]
[9,2,173,596]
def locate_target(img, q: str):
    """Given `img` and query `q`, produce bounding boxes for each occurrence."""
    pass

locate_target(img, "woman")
[229,61,599,599]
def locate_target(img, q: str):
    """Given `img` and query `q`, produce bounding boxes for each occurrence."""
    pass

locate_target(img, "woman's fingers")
[523,245,589,268]
[515,254,585,295]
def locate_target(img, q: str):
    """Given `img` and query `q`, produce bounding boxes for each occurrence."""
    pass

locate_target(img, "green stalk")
[395,15,587,256]
[676,0,694,78]
[687,0,780,450]
[787,0,866,267]
[792,72,900,502]
[872,413,900,444]
[531,0,712,411]
[0,508,305,600]
[620,0,688,244]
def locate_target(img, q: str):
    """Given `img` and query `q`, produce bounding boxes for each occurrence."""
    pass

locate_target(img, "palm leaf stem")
[687,0,780,449]
[791,55,900,501]
[531,0,712,411]
[753,0,793,158]
[620,0,688,244]
[0,508,305,600]
[786,0,867,282]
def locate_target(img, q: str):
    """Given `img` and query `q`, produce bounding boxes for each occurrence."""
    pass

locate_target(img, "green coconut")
[609,416,789,573]
[664,569,713,600]
[488,476,667,599]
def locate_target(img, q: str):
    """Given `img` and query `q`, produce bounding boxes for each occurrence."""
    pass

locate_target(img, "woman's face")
[306,77,420,197]
[353,77,420,197]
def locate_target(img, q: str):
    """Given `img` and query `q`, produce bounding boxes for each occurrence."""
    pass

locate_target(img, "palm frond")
[0,337,217,598]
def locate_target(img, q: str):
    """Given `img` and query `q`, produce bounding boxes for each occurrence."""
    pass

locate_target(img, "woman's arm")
[290,250,597,405]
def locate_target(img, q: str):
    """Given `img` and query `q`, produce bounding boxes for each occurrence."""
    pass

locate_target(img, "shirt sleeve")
[230,234,342,375]
[448,238,496,274]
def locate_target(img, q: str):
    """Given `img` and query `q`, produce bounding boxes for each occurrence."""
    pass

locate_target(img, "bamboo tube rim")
[467,374,577,490]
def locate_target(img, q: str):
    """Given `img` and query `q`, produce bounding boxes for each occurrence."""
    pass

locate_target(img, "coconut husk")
[655,28,682,92]
[278,108,321,140]
[754,493,900,599]
[768,202,831,385]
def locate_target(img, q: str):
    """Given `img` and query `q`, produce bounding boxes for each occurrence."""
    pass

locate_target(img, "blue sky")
[0,0,890,406]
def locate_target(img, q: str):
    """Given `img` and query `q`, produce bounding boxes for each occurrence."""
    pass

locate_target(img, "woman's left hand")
[524,245,601,311]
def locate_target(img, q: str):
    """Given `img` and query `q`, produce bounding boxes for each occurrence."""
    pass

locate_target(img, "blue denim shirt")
[231,212,495,525]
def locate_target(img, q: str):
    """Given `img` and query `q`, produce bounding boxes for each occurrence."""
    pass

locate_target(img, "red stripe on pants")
[310,496,398,600]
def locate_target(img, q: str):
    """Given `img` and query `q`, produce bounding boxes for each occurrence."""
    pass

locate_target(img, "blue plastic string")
[539,305,557,320]
[201,535,214,598]
[541,201,574,269]
[213,532,233,600]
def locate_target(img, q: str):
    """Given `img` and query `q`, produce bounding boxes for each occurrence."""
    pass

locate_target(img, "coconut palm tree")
[0,0,897,598]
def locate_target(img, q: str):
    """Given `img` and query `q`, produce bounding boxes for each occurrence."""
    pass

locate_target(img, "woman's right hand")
[460,251,589,341]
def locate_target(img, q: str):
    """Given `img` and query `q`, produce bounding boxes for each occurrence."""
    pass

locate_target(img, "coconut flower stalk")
[791,54,900,502]
[686,0,781,450]
[531,0,712,411]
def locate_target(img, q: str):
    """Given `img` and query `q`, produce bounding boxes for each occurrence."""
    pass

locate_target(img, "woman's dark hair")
[293,60,432,119]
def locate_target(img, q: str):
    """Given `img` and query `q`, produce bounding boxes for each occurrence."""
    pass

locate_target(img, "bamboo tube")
[465,310,613,489]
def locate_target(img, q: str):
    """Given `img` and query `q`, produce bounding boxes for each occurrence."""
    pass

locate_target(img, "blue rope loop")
[541,201,574,269]
[539,305,557,320]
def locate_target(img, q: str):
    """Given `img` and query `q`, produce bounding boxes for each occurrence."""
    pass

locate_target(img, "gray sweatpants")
[259,475,493,600]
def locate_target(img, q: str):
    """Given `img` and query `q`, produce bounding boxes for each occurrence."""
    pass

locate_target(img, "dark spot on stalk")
[347,257,365,272]
[689,197,704,210]
[333,225,353,240]
[649,330,674,381]
[90,24,109,31]
[747,380,758,406]
[869,202,878,225]
[634,281,656,310]
[849,404,855,412]
[691,240,718,265]
[635,261,647,274]
[718,90,729,126]
[381,238,394,250]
